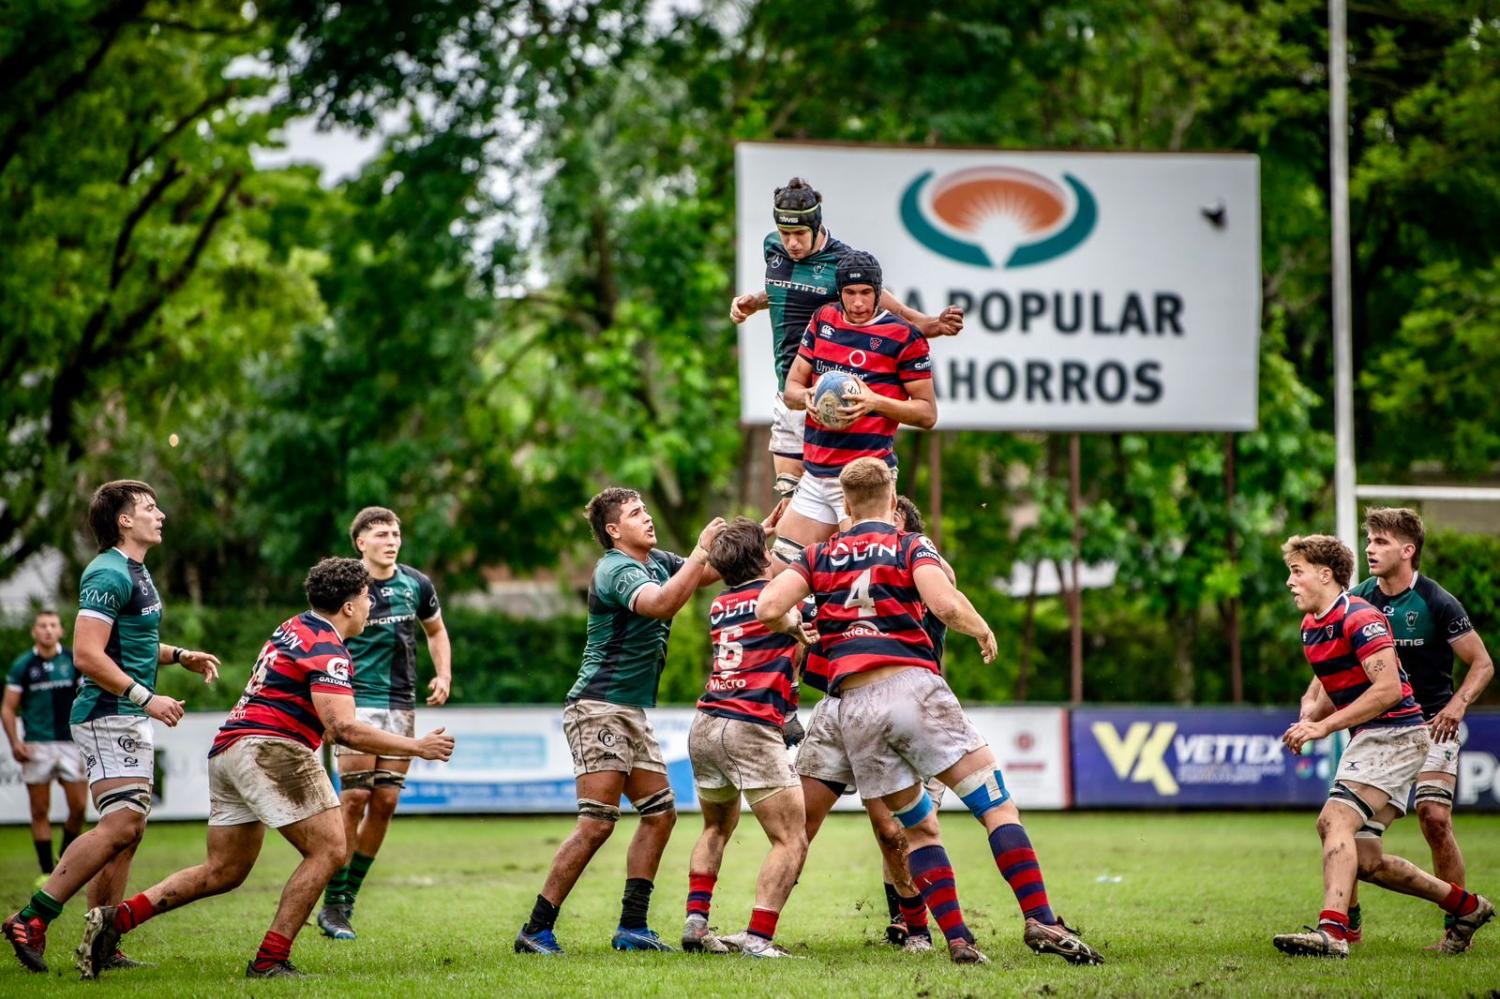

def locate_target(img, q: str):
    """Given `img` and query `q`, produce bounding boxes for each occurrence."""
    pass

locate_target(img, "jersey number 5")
[844,569,877,618]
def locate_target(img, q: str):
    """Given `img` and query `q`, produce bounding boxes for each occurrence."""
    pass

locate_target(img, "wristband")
[125,683,153,707]
[172,646,184,664]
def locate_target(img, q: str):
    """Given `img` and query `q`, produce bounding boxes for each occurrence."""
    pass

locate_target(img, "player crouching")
[74,558,454,980]
[683,518,810,958]
[758,458,1102,966]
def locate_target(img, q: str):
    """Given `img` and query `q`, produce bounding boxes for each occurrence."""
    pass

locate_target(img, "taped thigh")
[891,789,934,829]
[1355,819,1388,840]
[952,767,1011,820]
[579,798,621,823]
[773,473,802,499]
[339,769,379,792]
[372,769,408,789]
[771,536,805,565]
[96,782,152,817]
[635,786,676,817]
[1414,779,1455,810]
[1328,781,1375,821]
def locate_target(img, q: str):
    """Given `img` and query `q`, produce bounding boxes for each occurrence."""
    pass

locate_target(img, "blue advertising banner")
[1455,712,1500,813]
[1071,707,1342,808]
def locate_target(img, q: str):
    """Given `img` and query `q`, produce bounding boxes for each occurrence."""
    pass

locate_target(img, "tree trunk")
[1171,608,1196,704]
[1016,558,1040,702]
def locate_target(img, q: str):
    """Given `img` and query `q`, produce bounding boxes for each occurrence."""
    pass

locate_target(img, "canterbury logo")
[1092,721,1178,795]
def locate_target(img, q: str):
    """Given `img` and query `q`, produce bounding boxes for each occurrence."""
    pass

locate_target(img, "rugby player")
[3,610,87,877]
[1340,508,1493,949]
[515,489,725,955]
[3,480,221,974]
[681,518,810,958]
[319,506,451,941]
[759,459,1102,966]
[75,557,455,979]
[773,251,937,569]
[1274,534,1492,958]
[729,177,961,502]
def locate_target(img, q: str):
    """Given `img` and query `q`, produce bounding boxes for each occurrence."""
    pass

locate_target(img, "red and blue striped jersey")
[1301,593,1423,734]
[793,521,944,694]
[797,303,932,478]
[211,612,353,757]
[698,579,798,728]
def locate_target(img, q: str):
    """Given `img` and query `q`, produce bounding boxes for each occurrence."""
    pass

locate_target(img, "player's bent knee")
[891,789,934,830]
[771,536,805,565]
[952,768,1011,821]
[635,787,676,819]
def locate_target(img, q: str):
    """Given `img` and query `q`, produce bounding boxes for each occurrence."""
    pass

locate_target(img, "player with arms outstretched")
[1274,534,1492,958]
[759,459,1102,966]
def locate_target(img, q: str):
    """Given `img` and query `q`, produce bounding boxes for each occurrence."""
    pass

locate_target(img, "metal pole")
[1069,434,1083,704]
[928,431,943,548]
[1225,433,1242,703]
[1330,0,1359,574]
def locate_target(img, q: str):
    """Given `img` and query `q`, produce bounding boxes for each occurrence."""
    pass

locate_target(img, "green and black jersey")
[72,548,163,724]
[567,548,688,708]
[763,230,850,391]
[349,563,441,711]
[6,646,80,742]
[1351,571,1475,719]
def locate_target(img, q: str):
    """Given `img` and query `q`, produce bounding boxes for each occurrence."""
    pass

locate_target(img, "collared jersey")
[212,611,354,757]
[568,548,687,708]
[697,579,798,728]
[1351,572,1475,719]
[348,564,440,710]
[797,303,932,478]
[793,521,943,694]
[1301,592,1423,735]
[5,647,80,742]
[73,548,163,724]
[763,230,850,392]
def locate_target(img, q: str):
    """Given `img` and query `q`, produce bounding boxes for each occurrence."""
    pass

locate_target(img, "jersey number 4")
[844,569,877,618]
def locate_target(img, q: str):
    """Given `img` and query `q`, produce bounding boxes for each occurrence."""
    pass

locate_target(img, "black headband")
[773,200,822,233]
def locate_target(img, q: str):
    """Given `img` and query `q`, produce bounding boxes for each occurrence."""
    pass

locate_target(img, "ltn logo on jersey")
[900,166,1097,269]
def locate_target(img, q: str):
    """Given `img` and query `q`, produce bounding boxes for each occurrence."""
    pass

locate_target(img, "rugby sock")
[883,882,902,922]
[989,824,1057,924]
[897,892,930,937]
[1440,884,1479,918]
[687,873,715,919]
[907,845,973,945]
[112,894,155,933]
[747,906,779,942]
[525,895,560,935]
[1317,909,1350,941]
[19,889,63,925]
[251,930,293,972]
[1347,903,1363,940]
[344,852,375,903]
[59,829,80,857]
[33,840,53,875]
[324,867,350,907]
[620,878,654,931]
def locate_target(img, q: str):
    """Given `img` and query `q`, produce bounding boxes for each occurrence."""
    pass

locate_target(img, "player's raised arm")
[632,517,726,620]
[913,562,996,663]
[881,290,963,338]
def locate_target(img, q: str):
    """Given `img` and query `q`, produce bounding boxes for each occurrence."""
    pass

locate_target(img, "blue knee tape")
[892,789,934,829]
[955,769,1011,819]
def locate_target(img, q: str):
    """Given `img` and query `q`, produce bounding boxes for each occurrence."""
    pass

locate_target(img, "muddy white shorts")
[20,741,85,785]
[209,737,340,828]
[71,715,154,784]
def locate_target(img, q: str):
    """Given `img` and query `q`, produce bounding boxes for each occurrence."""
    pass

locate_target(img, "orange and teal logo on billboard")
[900,166,1097,268]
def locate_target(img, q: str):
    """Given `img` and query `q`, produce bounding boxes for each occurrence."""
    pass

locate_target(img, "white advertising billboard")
[735,142,1261,431]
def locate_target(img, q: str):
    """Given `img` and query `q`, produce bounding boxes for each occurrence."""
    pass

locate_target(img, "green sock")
[324,868,350,907]
[20,890,64,925]
[345,853,376,904]
[1347,904,1361,932]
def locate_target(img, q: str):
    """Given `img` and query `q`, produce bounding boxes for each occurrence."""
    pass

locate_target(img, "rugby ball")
[811,370,864,430]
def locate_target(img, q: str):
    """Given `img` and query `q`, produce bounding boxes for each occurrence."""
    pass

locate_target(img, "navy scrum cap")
[836,250,882,298]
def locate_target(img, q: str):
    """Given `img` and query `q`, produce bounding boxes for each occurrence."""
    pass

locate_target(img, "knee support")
[339,769,379,791]
[372,769,407,789]
[953,768,1011,820]
[579,798,621,823]
[1414,780,1455,809]
[1328,781,1375,821]
[773,473,802,499]
[771,536,805,566]
[1355,819,1387,840]
[892,789,934,829]
[635,787,676,817]
[96,781,152,817]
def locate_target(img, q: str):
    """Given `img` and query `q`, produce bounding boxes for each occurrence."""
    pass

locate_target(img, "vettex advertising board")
[735,141,1261,432]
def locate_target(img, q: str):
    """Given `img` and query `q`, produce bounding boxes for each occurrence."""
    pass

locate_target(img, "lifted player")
[1274,534,1492,959]
[516,490,724,955]
[3,610,87,879]
[76,557,454,979]
[682,518,810,958]
[759,459,1101,966]
[729,177,960,502]
[4,481,220,974]
[319,506,451,941]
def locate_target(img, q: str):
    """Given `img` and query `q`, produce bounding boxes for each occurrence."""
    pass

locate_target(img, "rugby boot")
[1437,895,1495,955]
[514,926,564,954]
[948,938,989,964]
[681,915,729,953]
[884,920,909,947]
[102,950,150,970]
[902,930,935,954]
[76,905,122,979]
[317,903,356,941]
[1273,926,1349,959]
[246,959,306,978]
[1025,916,1104,965]
[738,935,794,958]
[611,926,674,951]
[3,913,47,973]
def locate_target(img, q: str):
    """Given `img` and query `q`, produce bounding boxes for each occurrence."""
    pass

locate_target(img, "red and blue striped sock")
[897,892,930,936]
[989,824,1057,924]
[1440,884,1479,917]
[687,873,715,918]
[908,845,973,945]
[747,906,779,942]
[1317,909,1350,940]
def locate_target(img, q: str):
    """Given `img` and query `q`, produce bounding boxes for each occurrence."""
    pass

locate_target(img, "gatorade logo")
[900,166,1097,269]
[1092,721,1178,795]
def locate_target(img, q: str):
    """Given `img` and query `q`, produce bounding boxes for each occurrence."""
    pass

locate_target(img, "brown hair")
[1364,506,1425,570]
[585,487,640,550]
[707,517,769,585]
[1281,534,1354,588]
[349,506,400,547]
[895,495,925,535]
[87,480,156,551]
[32,608,60,623]
[839,458,895,517]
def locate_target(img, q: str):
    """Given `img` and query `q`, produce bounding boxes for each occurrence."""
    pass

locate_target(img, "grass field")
[1,810,1497,996]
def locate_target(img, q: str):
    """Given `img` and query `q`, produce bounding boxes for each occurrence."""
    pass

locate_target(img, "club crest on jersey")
[1324,625,1336,640]
[870,337,883,350]
[1406,611,1418,629]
